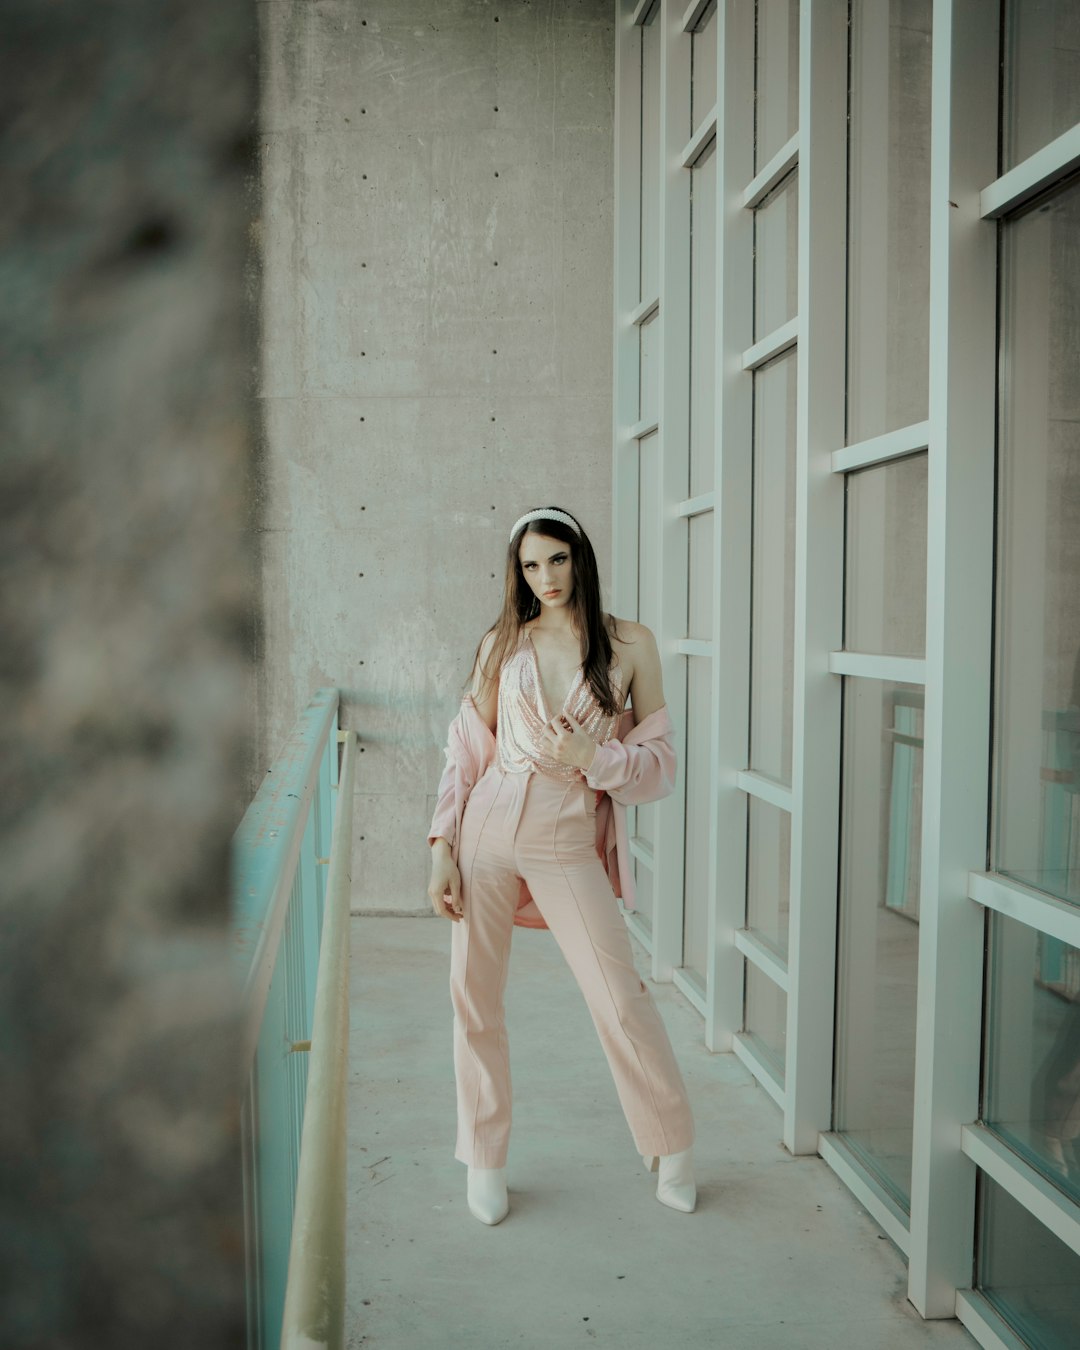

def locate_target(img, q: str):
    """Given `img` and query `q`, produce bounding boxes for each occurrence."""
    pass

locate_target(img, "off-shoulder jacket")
[427,698,676,930]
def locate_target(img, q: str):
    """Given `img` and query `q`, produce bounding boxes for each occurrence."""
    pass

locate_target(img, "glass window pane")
[993,178,1080,908]
[632,852,654,934]
[691,3,718,135]
[984,912,1080,1206]
[688,512,713,642]
[690,142,717,496]
[755,0,799,173]
[638,430,660,632]
[745,962,787,1076]
[639,310,659,424]
[747,797,791,957]
[845,453,928,658]
[683,656,712,984]
[753,171,798,341]
[640,14,661,303]
[1003,0,1080,172]
[847,0,931,444]
[835,678,925,1210]
[750,351,796,786]
[978,1173,1080,1348]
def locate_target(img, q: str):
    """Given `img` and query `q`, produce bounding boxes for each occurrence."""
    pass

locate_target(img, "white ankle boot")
[467,1166,509,1225]
[642,1147,696,1213]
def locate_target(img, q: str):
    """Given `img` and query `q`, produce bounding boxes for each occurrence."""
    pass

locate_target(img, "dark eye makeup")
[522,553,568,570]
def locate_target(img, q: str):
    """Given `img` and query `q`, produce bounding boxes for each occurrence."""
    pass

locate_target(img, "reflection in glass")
[978,1174,1080,1347]
[984,914,1080,1207]
[639,311,659,425]
[683,657,712,986]
[747,797,791,957]
[691,2,717,136]
[631,847,654,933]
[631,428,660,938]
[845,453,928,658]
[640,13,661,303]
[835,679,925,1209]
[993,178,1080,908]
[847,0,931,443]
[750,351,796,786]
[1003,0,1080,172]
[688,512,713,642]
[755,0,799,172]
[745,961,786,1076]
[689,142,717,496]
[638,431,660,634]
[754,171,798,342]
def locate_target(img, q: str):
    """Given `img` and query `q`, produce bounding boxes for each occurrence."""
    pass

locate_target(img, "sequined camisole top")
[496,630,625,782]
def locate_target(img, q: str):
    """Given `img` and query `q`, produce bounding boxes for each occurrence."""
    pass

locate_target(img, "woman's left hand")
[540,710,598,772]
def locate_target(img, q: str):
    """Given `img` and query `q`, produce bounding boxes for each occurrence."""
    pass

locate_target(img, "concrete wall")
[0,2,258,1343]
[258,0,616,911]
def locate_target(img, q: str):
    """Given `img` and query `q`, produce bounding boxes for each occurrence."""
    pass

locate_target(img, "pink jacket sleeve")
[426,698,497,853]
[427,751,458,849]
[583,705,676,805]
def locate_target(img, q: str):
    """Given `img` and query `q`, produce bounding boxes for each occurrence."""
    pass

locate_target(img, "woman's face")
[518,532,574,611]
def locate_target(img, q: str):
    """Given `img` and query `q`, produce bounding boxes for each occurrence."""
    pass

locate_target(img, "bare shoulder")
[469,627,501,730]
[610,616,655,642]
[477,628,499,663]
[470,628,500,688]
[608,616,658,661]
[607,616,664,720]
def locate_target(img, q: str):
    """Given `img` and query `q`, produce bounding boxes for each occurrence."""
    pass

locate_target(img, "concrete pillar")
[0,2,258,1344]
[258,0,616,912]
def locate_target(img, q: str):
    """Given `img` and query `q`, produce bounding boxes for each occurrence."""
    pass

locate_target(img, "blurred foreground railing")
[231,687,355,1350]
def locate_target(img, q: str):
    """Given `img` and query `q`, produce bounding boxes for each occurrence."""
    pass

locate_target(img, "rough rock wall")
[0,3,259,1344]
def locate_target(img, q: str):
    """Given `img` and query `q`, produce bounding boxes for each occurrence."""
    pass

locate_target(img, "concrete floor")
[345,916,975,1349]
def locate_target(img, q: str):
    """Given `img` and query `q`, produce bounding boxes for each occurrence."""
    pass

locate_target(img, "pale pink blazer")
[428,697,677,930]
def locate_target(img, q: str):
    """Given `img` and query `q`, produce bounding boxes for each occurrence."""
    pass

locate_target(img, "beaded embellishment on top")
[496,631,624,781]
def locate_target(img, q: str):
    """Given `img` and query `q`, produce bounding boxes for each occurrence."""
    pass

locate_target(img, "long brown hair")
[470,508,623,716]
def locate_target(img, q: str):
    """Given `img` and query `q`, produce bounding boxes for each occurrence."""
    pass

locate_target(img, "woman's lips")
[543,589,560,599]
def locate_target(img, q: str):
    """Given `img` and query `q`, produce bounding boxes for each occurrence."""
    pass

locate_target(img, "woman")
[427,506,695,1225]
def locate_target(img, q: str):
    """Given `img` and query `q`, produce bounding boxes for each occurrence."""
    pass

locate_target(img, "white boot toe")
[467,1166,509,1225]
[655,1147,696,1214]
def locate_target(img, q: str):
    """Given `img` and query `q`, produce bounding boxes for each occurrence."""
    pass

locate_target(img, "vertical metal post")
[614,0,644,622]
[907,0,999,1317]
[783,0,847,1154]
[706,0,755,1048]
[652,0,693,982]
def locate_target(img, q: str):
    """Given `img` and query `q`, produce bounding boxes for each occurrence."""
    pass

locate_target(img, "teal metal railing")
[231,687,353,1350]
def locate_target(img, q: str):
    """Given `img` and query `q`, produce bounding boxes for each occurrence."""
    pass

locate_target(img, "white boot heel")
[653,1147,695,1213]
[642,1153,659,1173]
[467,1166,509,1225]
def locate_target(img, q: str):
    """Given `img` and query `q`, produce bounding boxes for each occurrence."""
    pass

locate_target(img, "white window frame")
[613,2,1080,1339]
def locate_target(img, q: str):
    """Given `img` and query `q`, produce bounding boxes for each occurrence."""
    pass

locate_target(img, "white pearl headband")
[509,508,582,542]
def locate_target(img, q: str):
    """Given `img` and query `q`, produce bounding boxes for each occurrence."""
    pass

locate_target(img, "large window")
[992,175,1080,908]
[977,27,1080,1330]
[984,914,1080,1206]
[613,4,1080,1341]
[978,1176,1080,1344]
[846,0,932,444]
[832,0,932,1217]
[835,679,924,1207]
[749,350,796,786]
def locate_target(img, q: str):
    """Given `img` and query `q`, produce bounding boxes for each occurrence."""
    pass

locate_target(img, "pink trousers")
[450,764,695,1168]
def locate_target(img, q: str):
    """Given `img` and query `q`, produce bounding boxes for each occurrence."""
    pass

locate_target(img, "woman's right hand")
[428,839,463,922]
